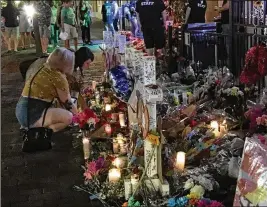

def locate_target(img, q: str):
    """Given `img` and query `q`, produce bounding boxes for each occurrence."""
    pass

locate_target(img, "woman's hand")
[57,88,78,114]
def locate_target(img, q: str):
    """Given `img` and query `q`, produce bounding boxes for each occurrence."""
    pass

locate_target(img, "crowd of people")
[1,0,93,54]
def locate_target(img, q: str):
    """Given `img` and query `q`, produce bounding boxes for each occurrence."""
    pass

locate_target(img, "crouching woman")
[16,47,77,132]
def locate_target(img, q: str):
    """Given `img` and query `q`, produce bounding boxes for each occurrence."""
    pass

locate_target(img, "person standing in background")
[1,0,20,53]
[36,0,52,54]
[79,1,92,45]
[218,0,229,64]
[50,1,59,48]
[61,0,78,51]
[185,0,207,24]
[18,2,32,50]
[136,0,167,56]
[111,0,119,32]
[101,1,114,33]
[129,1,138,37]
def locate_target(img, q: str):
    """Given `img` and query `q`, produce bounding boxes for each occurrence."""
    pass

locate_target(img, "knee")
[65,111,73,125]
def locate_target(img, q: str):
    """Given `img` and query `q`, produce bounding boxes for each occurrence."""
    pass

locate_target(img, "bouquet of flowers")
[72,108,100,130]
[256,114,267,133]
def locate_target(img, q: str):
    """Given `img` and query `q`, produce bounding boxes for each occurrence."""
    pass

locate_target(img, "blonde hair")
[46,47,75,74]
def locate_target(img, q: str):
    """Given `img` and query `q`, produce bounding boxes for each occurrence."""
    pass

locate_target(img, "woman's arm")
[57,88,78,114]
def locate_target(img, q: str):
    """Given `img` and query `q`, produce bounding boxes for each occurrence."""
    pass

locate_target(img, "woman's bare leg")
[20,33,25,48]
[33,108,73,132]
[65,40,70,49]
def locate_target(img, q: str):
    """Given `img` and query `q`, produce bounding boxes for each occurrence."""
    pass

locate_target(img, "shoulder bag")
[22,66,53,153]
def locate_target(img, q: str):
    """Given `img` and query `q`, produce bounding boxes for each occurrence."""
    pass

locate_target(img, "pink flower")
[209,201,224,207]
[258,135,266,144]
[84,171,93,180]
[197,200,208,207]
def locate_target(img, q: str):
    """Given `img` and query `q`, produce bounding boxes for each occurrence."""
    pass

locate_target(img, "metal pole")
[214,44,218,67]
[229,0,234,75]
[168,25,173,74]
[32,16,43,57]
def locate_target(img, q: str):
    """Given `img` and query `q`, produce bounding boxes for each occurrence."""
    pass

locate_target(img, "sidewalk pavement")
[1,19,105,207]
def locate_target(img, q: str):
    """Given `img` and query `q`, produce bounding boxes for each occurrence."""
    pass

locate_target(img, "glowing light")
[23,4,36,18]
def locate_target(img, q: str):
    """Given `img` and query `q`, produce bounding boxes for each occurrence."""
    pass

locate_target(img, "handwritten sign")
[118,34,126,54]
[103,31,113,48]
[143,56,156,86]
[113,32,119,48]
[145,87,163,103]
[147,103,157,130]
[144,139,158,177]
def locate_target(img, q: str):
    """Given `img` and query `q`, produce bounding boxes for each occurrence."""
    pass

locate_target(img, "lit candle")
[210,120,220,137]
[92,81,97,90]
[108,168,121,183]
[82,138,90,160]
[100,86,104,92]
[105,124,112,136]
[91,100,96,106]
[119,112,126,127]
[113,140,119,153]
[210,121,219,131]
[113,157,121,168]
[105,104,112,112]
[176,151,185,172]
[131,174,139,192]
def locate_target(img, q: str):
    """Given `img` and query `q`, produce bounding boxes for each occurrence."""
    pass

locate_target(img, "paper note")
[118,34,126,54]
[103,31,113,48]
[143,56,156,86]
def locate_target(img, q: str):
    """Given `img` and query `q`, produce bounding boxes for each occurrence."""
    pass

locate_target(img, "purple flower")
[95,157,105,170]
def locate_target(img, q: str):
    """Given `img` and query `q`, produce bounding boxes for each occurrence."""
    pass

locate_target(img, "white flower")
[184,178,194,190]
[87,118,96,125]
[190,185,205,198]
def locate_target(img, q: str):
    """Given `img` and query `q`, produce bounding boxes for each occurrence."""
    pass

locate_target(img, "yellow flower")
[186,193,199,199]
[146,134,160,146]
[190,185,205,199]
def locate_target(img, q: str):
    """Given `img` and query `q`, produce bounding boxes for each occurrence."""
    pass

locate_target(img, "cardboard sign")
[118,34,126,54]
[103,31,113,48]
[233,138,267,206]
[143,56,156,86]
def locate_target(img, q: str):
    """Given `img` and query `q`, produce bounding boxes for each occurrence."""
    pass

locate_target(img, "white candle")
[119,112,126,127]
[82,138,90,160]
[210,120,220,137]
[108,168,121,183]
[176,151,185,172]
[210,121,219,131]
[124,179,132,200]
[131,174,139,192]
[105,124,112,135]
[92,81,97,90]
[105,104,112,112]
[113,157,121,168]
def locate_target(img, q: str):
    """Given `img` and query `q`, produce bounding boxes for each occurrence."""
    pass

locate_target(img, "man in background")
[111,0,119,32]
[185,0,207,24]
[1,0,20,53]
[36,0,52,54]
[61,0,78,51]
[218,0,229,64]
[102,0,114,33]
[136,0,167,56]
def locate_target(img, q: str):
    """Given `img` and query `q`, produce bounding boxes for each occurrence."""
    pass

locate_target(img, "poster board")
[233,138,267,206]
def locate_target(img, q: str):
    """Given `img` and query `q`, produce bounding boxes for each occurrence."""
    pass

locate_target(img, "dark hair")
[75,47,94,68]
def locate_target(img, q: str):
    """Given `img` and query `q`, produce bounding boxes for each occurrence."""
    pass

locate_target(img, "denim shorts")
[16,97,51,128]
